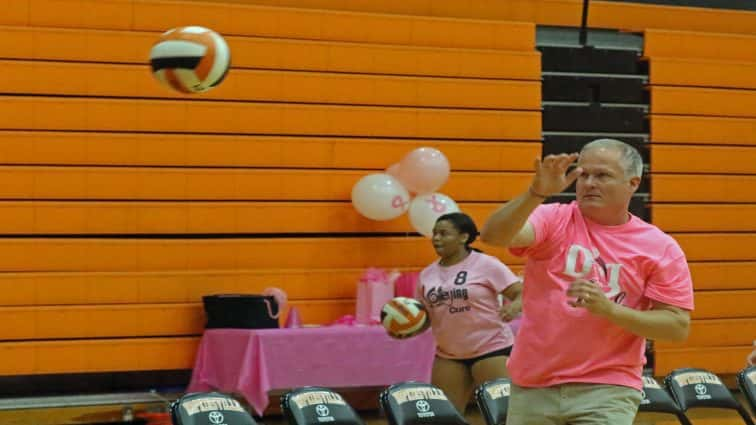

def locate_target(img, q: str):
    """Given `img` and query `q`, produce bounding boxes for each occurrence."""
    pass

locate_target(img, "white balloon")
[408,193,460,237]
[351,173,410,221]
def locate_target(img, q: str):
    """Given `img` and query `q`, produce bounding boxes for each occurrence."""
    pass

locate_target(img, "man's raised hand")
[530,153,582,198]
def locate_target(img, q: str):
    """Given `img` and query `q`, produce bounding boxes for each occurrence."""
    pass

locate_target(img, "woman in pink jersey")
[416,212,523,414]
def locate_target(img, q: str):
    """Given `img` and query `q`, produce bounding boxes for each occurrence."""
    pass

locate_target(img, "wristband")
[528,186,548,199]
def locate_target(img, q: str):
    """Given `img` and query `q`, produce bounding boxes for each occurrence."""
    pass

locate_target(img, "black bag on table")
[171,392,257,425]
[203,294,280,329]
[280,386,364,425]
[379,381,468,425]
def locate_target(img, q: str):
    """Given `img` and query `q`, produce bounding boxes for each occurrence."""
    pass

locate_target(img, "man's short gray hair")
[580,138,643,179]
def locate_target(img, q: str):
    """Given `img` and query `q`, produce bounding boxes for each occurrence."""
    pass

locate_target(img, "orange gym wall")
[0,0,753,378]
[645,28,756,375]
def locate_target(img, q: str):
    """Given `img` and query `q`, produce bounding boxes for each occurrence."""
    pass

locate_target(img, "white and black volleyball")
[149,26,231,94]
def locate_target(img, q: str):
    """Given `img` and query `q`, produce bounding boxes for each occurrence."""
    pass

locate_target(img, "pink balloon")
[396,147,450,194]
[386,163,401,178]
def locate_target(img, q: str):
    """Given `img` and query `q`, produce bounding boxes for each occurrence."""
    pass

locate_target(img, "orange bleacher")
[646,28,756,375]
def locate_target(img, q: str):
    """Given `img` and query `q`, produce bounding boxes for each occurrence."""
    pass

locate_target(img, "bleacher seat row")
[170,366,756,425]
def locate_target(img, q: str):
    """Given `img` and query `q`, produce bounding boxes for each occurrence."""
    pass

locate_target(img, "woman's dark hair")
[435,212,480,250]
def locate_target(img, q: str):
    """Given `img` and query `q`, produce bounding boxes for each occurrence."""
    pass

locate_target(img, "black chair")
[665,367,755,425]
[379,381,468,425]
[171,392,257,425]
[637,374,691,425]
[736,365,756,417]
[473,378,511,425]
[280,386,364,425]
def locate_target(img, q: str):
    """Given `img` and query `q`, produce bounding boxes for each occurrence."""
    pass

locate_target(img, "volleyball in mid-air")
[149,26,231,94]
[381,297,430,339]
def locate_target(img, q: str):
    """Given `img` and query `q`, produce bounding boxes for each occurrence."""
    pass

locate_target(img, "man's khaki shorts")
[506,382,642,425]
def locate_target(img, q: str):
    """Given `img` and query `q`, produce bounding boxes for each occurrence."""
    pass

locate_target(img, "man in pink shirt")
[480,139,694,424]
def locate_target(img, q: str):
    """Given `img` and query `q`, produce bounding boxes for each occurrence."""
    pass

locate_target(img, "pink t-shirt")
[508,202,694,390]
[417,251,519,359]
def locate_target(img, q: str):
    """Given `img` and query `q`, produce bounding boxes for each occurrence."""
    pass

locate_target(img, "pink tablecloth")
[187,325,435,415]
